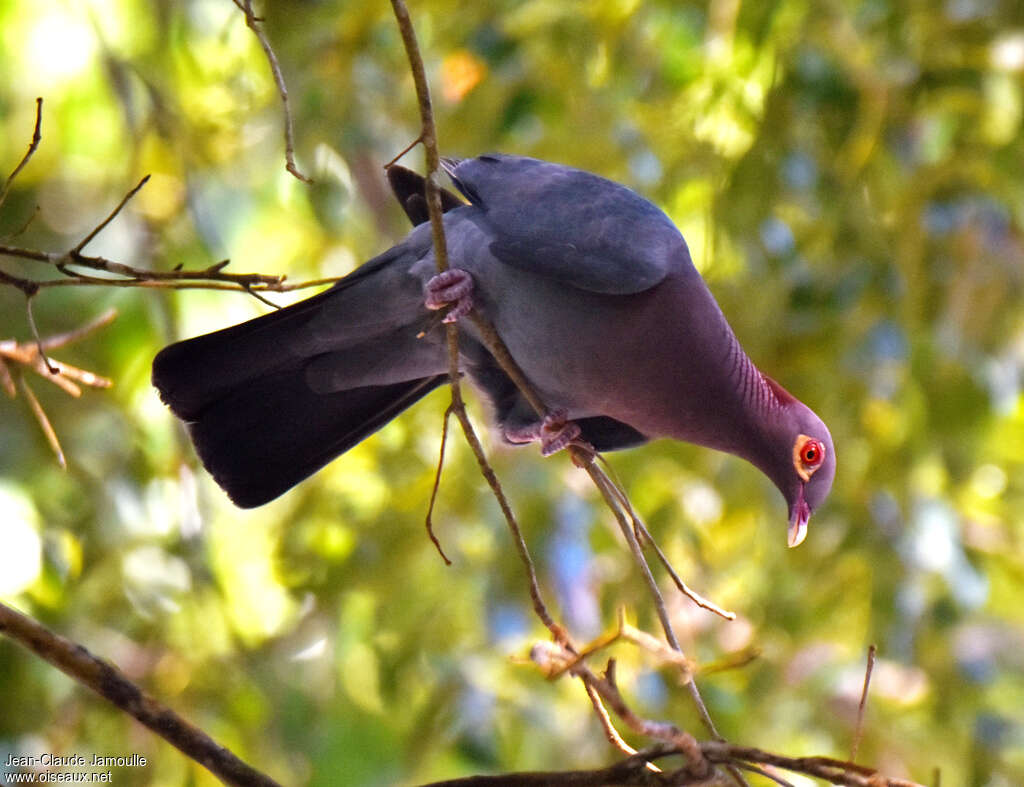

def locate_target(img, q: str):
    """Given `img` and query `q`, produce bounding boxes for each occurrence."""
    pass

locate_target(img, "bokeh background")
[1,1,1023,784]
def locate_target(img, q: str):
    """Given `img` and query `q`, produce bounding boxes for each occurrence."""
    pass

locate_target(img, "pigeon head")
[755,378,836,548]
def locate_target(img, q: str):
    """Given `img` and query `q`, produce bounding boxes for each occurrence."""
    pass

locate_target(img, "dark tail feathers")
[179,367,444,507]
[153,295,445,508]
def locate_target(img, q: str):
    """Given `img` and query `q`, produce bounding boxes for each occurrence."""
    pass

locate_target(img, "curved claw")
[425,269,474,323]
[504,409,583,457]
[539,413,582,456]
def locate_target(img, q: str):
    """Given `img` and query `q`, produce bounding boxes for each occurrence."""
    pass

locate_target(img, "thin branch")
[0,173,327,299]
[0,601,282,787]
[390,0,568,647]
[701,742,925,787]
[25,296,57,374]
[466,312,548,416]
[385,133,425,169]
[850,644,877,762]
[0,97,43,210]
[4,204,41,240]
[241,283,282,309]
[0,357,15,397]
[1,239,342,293]
[72,174,150,254]
[0,244,340,292]
[0,266,39,295]
[420,737,927,787]
[544,609,695,683]
[582,680,661,773]
[234,0,311,183]
[584,463,720,734]
[577,659,709,778]
[417,750,679,787]
[583,462,748,787]
[39,308,118,350]
[638,523,736,621]
[451,401,568,641]
[17,375,65,469]
[730,763,796,787]
[598,466,735,620]
[425,403,454,565]
[1,312,114,466]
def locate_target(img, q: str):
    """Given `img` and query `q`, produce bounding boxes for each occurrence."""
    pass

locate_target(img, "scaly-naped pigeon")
[153,154,835,546]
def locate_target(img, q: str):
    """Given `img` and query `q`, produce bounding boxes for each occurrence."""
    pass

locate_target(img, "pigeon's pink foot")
[425,269,474,323]
[504,409,582,456]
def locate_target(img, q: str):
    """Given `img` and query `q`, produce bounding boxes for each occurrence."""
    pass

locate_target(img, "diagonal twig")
[17,374,66,469]
[1,312,115,466]
[233,0,311,183]
[0,601,282,787]
[24,296,57,374]
[72,174,150,255]
[425,403,454,565]
[599,468,736,620]
[0,97,43,211]
[850,644,877,762]
[39,308,118,350]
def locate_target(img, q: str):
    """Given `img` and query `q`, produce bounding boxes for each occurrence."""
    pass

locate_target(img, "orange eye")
[793,434,826,482]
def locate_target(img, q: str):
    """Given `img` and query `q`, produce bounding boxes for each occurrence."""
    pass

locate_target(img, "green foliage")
[2,1,1023,784]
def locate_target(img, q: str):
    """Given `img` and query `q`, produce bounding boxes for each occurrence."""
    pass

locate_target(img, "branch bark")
[232,0,311,183]
[0,601,282,787]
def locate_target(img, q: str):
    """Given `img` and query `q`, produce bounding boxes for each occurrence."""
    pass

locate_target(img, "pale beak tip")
[787,518,809,548]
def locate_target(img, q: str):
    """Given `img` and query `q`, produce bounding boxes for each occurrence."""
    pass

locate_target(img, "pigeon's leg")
[503,408,583,456]
[425,269,474,323]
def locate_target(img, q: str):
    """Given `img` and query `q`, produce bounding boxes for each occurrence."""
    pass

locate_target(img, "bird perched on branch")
[153,154,834,546]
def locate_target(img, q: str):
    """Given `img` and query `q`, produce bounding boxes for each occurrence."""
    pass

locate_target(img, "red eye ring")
[800,439,824,468]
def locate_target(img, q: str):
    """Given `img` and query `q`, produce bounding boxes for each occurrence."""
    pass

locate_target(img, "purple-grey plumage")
[153,154,834,543]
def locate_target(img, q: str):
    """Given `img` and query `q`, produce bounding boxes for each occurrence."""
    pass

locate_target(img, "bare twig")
[385,133,425,169]
[24,295,57,374]
[850,644,877,762]
[598,465,736,620]
[0,601,282,787]
[0,97,43,210]
[17,375,65,469]
[417,749,682,787]
[425,403,454,565]
[543,609,694,682]
[582,680,657,769]
[39,308,118,350]
[72,174,150,254]
[731,763,796,787]
[0,239,341,293]
[0,119,325,300]
[584,463,722,734]
[241,283,282,309]
[419,737,927,787]
[1,312,115,466]
[0,357,15,398]
[572,659,711,780]
[233,0,311,183]
[701,742,925,787]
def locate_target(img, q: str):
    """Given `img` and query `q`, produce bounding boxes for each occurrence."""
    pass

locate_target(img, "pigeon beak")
[788,484,810,548]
